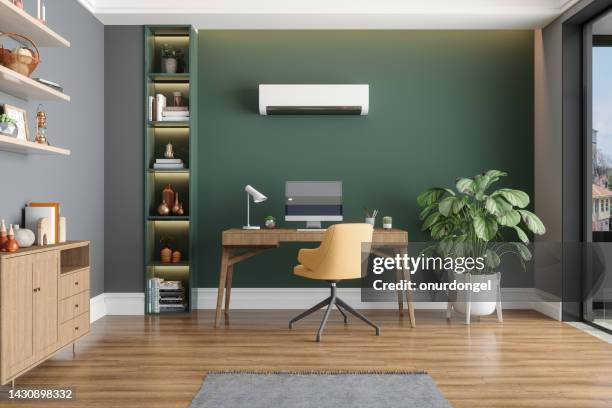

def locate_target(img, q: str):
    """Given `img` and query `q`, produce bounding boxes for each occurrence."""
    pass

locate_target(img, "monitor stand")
[297,221,326,232]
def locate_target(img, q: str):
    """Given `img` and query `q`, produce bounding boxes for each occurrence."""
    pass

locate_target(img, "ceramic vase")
[0,219,7,252]
[158,200,170,216]
[177,203,184,216]
[162,57,177,74]
[162,184,174,211]
[5,225,19,253]
[264,219,276,229]
[160,246,172,263]
[171,250,182,263]
[172,193,181,215]
[13,225,35,247]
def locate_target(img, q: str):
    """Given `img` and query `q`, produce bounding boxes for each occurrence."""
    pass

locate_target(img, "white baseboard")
[532,288,562,321]
[90,293,106,323]
[90,288,560,320]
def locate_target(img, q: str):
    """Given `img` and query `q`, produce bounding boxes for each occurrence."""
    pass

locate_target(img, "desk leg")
[214,247,230,327]
[395,267,404,316]
[399,247,415,327]
[224,265,234,316]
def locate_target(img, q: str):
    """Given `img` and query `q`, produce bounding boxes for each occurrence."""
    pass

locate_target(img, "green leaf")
[513,226,529,243]
[484,170,507,180]
[474,174,492,194]
[518,210,546,235]
[485,249,501,269]
[511,242,532,261]
[497,210,521,227]
[452,197,467,214]
[419,203,436,220]
[473,216,498,241]
[493,189,530,208]
[485,195,513,216]
[422,212,441,231]
[431,221,452,240]
[438,196,456,217]
[456,178,476,195]
[417,188,446,207]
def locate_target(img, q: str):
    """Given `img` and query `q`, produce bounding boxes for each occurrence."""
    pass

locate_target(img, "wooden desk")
[215,228,414,328]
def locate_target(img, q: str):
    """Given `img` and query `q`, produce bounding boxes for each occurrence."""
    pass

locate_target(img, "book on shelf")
[153,163,184,169]
[162,111,190,118]
[156,158,183,164]
[164,106,188,112]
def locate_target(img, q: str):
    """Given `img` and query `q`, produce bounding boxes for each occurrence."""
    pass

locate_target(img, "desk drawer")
[59,268,89,299]
[60,312,90,345]
[59,291,90,323]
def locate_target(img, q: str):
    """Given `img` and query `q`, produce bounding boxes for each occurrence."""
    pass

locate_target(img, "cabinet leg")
[72,343,75,356]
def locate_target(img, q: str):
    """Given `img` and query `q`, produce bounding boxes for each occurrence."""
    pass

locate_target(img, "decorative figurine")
[164,142,174,159]
[171,250,182,263]
[34,104,48,145]
[36,217,51,245]
[160,237,172,263]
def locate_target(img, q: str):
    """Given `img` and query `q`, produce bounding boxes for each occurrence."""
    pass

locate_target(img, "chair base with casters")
[289,281,380,342]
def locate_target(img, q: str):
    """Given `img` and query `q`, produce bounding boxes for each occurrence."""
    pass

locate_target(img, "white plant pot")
[383,223,392,229]
[450,271,500,317]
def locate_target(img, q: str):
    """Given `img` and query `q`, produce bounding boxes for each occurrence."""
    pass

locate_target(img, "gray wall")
[104,26,144,292]
[0,0,104,296]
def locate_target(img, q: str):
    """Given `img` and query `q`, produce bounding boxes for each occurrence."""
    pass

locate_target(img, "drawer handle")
[74,304,79,308]
[32,287,40,292]
[75,326,79,331]
[74,281,79,286]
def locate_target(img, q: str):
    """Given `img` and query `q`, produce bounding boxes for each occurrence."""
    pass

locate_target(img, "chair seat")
[294,264,357,281]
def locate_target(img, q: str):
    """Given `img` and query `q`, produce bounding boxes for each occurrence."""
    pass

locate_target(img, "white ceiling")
[79,0,581,29]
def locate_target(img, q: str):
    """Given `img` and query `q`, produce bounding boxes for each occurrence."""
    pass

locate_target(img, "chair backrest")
[310,223,374,281]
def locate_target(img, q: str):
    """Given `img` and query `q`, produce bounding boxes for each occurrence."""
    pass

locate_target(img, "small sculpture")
[164,142,174,159]
[177,203,184,216]
[160,237,172,263]
[171,250,182,263]
[36,217,51,246]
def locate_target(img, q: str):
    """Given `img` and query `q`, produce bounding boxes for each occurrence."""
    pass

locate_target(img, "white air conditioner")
[258,84,369,115]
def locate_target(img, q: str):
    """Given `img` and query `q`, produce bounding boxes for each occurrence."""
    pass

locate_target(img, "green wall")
[196,30,534,288]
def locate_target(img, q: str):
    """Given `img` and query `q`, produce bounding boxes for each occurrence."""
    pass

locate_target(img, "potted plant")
[160,44,182,74]
[0,114,16,137]
[417,170,546,320]
[264,216,276,229]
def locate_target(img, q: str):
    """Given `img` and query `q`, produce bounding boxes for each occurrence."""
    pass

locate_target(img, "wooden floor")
[4,310,612,408]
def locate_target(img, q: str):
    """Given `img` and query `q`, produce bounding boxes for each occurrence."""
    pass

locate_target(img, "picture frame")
[2,104,29,141]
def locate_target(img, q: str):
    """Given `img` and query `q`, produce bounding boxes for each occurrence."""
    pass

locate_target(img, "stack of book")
[148,94,190,122]
[147,279,187,313]
[162,106,189,122]
[159,280,186,312]
[153,158,184,169]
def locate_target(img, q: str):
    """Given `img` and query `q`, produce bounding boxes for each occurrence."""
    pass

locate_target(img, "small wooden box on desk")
[0,241,91,386]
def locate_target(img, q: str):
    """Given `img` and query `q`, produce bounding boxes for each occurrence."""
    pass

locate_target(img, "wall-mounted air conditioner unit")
[258,84,369,115]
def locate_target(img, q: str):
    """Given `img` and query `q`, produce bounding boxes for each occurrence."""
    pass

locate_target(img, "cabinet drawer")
[59,268,90,299]
[59,312,90,345]
[59,291,90,323]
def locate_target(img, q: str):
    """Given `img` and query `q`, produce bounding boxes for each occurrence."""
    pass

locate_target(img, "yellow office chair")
[289,223,380,342]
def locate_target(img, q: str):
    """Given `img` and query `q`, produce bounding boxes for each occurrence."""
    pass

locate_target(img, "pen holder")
[365,217,375,226]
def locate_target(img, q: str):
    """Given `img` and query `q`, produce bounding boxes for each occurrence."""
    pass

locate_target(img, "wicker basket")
[0,32,40,77]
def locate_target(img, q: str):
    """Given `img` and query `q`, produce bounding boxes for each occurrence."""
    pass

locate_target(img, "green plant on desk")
[264,216,276,229]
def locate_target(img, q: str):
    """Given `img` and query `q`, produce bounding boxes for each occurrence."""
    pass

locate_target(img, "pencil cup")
[365,217,375,226]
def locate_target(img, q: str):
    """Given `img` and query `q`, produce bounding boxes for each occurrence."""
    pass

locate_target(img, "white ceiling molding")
[80,0,584,29]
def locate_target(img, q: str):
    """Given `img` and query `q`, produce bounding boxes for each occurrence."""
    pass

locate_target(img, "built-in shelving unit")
[0,0,70,47]
[144,26,198,314]
[0,0,72,156]
[0,134,70,155]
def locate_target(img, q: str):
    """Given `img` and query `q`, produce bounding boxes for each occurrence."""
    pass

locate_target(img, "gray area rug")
[189,371,453,408]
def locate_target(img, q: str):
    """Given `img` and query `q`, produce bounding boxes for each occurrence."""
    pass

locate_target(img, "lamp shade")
[245,185,267,203]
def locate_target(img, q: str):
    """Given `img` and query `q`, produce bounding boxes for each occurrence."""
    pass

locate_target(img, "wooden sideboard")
[0,241,91,386]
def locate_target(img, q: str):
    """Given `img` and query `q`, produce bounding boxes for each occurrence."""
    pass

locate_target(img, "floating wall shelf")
[0,135,70,156]
[0,0,70,47]
[0,65,70,101]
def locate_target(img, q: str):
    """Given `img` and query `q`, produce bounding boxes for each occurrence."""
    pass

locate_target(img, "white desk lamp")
[243,185,267,230]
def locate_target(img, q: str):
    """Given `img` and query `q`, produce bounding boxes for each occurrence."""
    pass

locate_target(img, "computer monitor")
[285,181,343,229]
